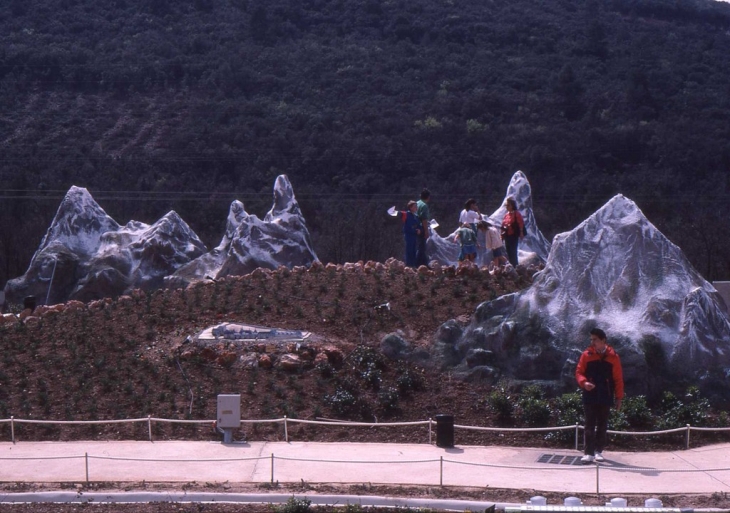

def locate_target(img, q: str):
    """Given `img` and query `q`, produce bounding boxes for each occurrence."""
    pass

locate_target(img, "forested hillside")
[2,0,730,288]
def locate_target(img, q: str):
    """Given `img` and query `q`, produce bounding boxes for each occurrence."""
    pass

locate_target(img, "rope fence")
[1,415,728,449]
[0,451,729,494]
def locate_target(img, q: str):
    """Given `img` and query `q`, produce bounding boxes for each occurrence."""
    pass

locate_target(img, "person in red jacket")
[575,328,624,464]
[500,197,524,267]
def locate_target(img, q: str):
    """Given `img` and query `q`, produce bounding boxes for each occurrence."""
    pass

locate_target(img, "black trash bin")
[435,414,454,448]
[23,296,37,312]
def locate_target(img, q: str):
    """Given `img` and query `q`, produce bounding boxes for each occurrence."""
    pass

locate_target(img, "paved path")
[1,441,729,495]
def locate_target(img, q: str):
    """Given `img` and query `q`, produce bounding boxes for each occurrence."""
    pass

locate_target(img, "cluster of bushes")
[324,345,425,419]
[488,383,727,434]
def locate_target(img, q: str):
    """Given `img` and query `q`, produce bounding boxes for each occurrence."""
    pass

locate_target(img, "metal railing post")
[686,424,691,450]
[148,415,153,442]
[271,453,275,483]
[429,418,432,445]
[575,423,579,451]
[596,461,600,495]
[85,452,89,483]
[284,416,288,442]
[10,416,15,444]
[440,456,443,486]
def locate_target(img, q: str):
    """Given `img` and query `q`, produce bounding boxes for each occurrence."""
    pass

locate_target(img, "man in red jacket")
[575,328,624,464]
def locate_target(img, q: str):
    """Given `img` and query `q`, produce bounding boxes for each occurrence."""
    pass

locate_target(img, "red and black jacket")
[575,345,624,406]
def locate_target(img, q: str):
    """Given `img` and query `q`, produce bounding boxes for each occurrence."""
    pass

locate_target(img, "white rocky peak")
[487,170,551,261]
[167,175,318,287]
[265,175,300,222]
[438,193,730,397]
[217,200,248,251]
[5,187,207,304]
[36,185,120,259]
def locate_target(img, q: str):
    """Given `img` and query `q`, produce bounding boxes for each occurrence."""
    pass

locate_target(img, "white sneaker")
[594,452,605,462]
[581,454,594,464]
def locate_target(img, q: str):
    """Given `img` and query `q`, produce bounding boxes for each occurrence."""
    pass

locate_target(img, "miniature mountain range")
[4,175,318,304]
[432,194,730,399]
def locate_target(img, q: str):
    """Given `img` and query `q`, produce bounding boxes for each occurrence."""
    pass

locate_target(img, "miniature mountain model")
[428,171,551,267]
[167,175,318,287]
[485,170,552,262]
[4,186,206,304]
[432,195,730,399]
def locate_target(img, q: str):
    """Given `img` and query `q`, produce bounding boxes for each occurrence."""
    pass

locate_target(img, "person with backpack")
[500,196,525,267]
[575,328,624,464]
[454,222,478,264]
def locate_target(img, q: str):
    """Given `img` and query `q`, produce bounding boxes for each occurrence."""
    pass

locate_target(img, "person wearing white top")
[480,220,508,268]
[459,199,481,230]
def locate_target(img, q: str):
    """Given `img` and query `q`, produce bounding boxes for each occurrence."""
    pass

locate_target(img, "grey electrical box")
[217,394,241,429]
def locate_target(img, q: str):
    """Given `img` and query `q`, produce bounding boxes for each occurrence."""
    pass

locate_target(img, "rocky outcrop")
[166,175,318,288]
[432,195,730,400]
[4,187,206,304]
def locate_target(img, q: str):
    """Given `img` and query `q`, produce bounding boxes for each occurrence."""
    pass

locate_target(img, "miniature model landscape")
[1,170,729,507]
[3,171,729,400]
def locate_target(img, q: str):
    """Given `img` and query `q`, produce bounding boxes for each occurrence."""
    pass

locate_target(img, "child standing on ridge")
[455,222,478,264]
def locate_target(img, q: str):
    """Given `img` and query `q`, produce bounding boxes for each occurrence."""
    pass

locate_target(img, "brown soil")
[0,262,729,510]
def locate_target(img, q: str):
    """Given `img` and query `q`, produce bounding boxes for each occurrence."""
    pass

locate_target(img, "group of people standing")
[397,189,526,269]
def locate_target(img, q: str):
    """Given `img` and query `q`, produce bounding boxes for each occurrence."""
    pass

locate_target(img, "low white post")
[271,453,275,483]
[685,424,691,450]
[284,416,288,442]
[148,415,153,442]
[85,452,89,483]
[429,418,432,445]
[596,461,600,495]
[10,416,15,444]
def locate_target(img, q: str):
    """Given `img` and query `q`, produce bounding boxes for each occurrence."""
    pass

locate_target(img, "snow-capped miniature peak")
[265,174,302,222]
[37,185,120,259]
[487,170,551,261]
[434,193,730,399]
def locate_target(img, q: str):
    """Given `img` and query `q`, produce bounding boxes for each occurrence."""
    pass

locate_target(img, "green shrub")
[547,390,583,441]
[359,362,382,390]
[378,386,400,413]
[349,345,385,371]
[396,367,425,393]
[487,383,514,421]
[656,387,712,429]
[516,385,551,426]
[276,497,312,513]
[326,388,358,416]
[518,397,552,427]
[621,395,654,429]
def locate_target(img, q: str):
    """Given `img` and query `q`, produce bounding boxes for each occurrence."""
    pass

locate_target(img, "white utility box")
[217,394,241,429]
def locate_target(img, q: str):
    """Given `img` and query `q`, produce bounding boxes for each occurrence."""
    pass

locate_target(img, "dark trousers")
[416,235,429,267]
[504,235,519,267]
[584,403,611,455]
[404,235,418,268]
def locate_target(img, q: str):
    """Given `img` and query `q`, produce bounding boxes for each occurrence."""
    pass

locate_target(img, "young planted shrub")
[487,382,515,421]
[517,384,551,427]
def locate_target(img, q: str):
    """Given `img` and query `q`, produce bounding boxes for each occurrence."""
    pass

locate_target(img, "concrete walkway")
[1,440,729,495]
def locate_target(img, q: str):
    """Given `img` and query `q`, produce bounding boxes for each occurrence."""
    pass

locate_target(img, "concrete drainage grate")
[537,453,583,466]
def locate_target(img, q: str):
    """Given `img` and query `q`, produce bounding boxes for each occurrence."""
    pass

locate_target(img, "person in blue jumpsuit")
[401,200,422,268]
